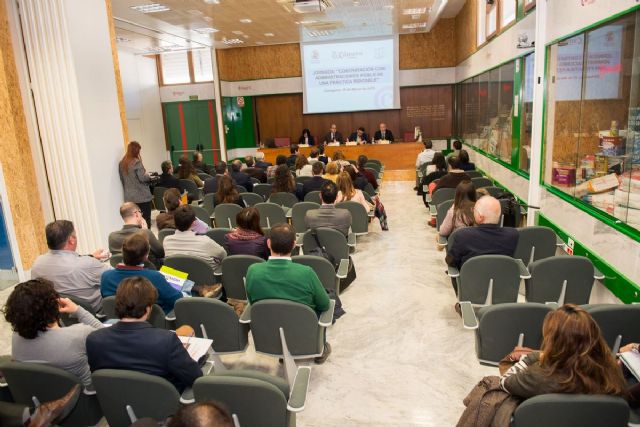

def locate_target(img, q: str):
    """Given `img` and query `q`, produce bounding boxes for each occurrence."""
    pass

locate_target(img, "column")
[210,47,228,161]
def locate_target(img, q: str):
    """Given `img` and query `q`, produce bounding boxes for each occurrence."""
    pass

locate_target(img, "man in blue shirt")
[101,232,182,313]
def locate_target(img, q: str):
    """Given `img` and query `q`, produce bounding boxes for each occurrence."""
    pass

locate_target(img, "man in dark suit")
[156,161,180,190]
[446,196,519,271]
[244,156,268,183]
[203,162,234,194]
[302,162,327,198]
[373,123,394,143]
[192,151,211,174]
[304,181,352,237]
[255,152,272,169]
[348,127,370,144]
[322,124,343,144]
[86,277,202,392]
[286,145,299,168]
[230,160,253,192]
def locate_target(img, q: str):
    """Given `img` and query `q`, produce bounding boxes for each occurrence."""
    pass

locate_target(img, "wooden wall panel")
[217,43,301,81]
[0,0,47,269]
[455,0,478,64]
[255,86,453,144]
[399,19,457,69]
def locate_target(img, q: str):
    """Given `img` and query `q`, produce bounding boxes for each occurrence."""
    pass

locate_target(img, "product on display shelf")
[583,192,615,214]
[627,107,640,164]
[614,204,640,229]
[614,188,640,210]
[575,173,619,198]
[617,169,640,192]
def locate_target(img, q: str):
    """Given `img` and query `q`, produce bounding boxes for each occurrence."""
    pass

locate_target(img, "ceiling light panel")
[194,27,218,33]
[239,18,252,23]
[223,38,244,45]
[402,7,427,15]
[402,22,427,29]
[130,3,171,13]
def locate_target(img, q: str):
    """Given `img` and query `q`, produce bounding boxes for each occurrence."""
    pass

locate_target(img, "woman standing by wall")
[119,141,153,227]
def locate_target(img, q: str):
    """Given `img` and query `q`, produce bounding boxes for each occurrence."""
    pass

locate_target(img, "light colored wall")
[119,50,167,173]
[159,82,215,103]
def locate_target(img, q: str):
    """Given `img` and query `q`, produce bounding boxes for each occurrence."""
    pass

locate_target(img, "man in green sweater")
[245,222,332,363]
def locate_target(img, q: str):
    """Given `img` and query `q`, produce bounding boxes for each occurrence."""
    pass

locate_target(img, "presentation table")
[258,142,423,170]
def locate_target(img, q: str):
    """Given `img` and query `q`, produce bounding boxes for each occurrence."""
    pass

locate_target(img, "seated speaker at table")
[298,128,316,146]
[322,123,344,144]
[373,123,394,143]
[348,127,370,144]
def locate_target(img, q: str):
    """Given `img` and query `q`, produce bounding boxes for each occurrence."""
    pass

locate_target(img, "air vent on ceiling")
[292,0,333,14]
[302,20,342,31]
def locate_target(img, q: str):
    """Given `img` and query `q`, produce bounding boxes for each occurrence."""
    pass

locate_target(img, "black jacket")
[445,224,520,270]
[302,176,327,197]
[374,129,394,142]
[230,171,253,192]
[156,174,180,191]
[86,321,202,392]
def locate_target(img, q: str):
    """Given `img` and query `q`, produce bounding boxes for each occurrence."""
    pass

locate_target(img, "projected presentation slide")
[302,38,400,114]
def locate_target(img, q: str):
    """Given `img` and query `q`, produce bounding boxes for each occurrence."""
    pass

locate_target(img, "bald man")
[374,123,394,143]
[445,196,519,272]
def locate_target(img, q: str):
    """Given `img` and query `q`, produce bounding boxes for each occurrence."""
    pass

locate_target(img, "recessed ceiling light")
[223,38,244,45]
[402,7,427,15]
[242,35,249,39]
[194,27,219,34]
[130,3,170,13]
[299,20,317,25]
[239,18,252,23]
[115,36,131,43]
[264,32,275,37]
[203,0,220,4]
[232,30,244,35]
[402,22,427,29]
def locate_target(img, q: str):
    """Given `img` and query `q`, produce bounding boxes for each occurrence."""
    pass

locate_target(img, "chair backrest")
[304,191,321,204]
[101,296,167,328]
[92,369,180,427]
[514,226,557,265]
[198,173,213,181]
[365,162,381,173]
[302,228,349,268]
[465,170,483,179]
[584,304,640,354]
[214,203,243,228]
[268,192,298,208]
[431,188,456,207]
[174,298,249,352]
[253,183,272,200]
[59,293,97,326]
[158,228,176,244]
[295,176,311,184]
[178,179,200,199]
[240,192,263,207]
[235,184,248,194]
[250,177,261,184]
[366,158,382,167]
[483,186,503,197]
[164,255,215,287]
[436,199,454,232]
[153,186,167,211]
[292,255,338,293]
[191,205,211,226]
[291,202,320,234]
[194,376,289,427]
[274,137,290,147]
[526,256,594,305]
[221,255,265,300]
[206,227,232,248]
[458,255,520,305]
[1,361,103,427]
[471,177,493,188]
[336,201,369,234]
[511,394,629,427]
[475,303,552,365]
[202,193,216,215]
[255,202,287,229]
[250,299,324,357]
[267,177,275,184]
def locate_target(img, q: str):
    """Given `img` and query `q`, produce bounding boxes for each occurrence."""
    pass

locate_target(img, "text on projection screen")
[302,38,399,114]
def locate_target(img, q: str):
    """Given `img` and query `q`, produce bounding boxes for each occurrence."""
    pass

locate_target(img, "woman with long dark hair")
[439,180,476,237]
[177,157,204,188]
[298,129,315,146]
[215,175,244,207]
[271,164,296,196]
[119,141,153,227]
[223,207,268,259]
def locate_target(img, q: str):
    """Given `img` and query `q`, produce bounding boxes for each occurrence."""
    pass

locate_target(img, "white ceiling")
[112,0,466,54]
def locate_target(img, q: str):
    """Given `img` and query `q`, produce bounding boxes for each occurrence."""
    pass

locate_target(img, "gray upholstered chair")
[435,199,454,248]
[303,191,321,204]
[429,187,455,215]
[268,192,299,208]
[158,228,176,244]
[293,255,343,295]
[584,304,640,354]
[465,170,483,179]
[201,193,215,216]
[525,256,599,307]
[239,192,263,207]
[220,255,265,300]
[513,226,559,266]
[58,293,98,326]
[164,255,217,286]
[213,203,243,228]
[205,227,232,248]
[471,177,493,188]
[336,201,370,236]
[191,205,211,226]
[252,183,272,200]
[255,202,287,232]
[291,202,320,236]
[178,179,202,202]
[301,228,350,276]
[483,186,503,197]
[152,186,167,212]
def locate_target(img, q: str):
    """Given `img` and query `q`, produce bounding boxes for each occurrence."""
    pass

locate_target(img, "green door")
[222,96,256,160]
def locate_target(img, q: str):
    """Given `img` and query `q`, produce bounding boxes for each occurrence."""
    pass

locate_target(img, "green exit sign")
[189,95,199,101]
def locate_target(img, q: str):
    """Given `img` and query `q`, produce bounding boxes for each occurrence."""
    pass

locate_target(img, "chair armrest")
[460,301,478,330]
[239,305,252,324]
[594,267,605,280]
[556,236,564,247]
[165,310,176,321]
[429,205,437,216]
[515,258,531,279]
[287,366,311,412]
[545,302,559,310]
[423,191,431,202]
[336,258,349,279]
[447,266,460,278]
[210,214,215,220]
[318,299,335,327]
[437,235,448,248]
[347,233,356,247]
[295,233,304,247]
[179,387,195,404]
[285,208,292,219]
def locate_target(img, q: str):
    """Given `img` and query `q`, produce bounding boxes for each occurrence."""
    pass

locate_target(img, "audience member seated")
[432,156,472,194]
[445,196,519,271]
[271,164,298,198]
[420,152,448,202]
[101,233,182,313]
[5,278,104,389]
[156,160,180,190]
[109,202,164,266]
[192,151,210,175]
[308,148,320,165]
[317,145,331,164]
[87,277,202,392]
[439,181,476,237]
[298,128,315,146]
[348,127,369,144]
[163,205,226,271]
[498,305,625,400]
[416,140,436,172]
[323,123,343,144]
[459,150,476,171]
[156,188,209,234]
[302,162,327,197]
[254,151,272,169]
[31,220,109,312]
[203,162,230,195]
[223,207,269,260]
[323,161,341,183]
[295,155,313,177]
[268,154,288,178]
[332,151,351,169]
[343,164,368,191]
[245,223,331,363]
[286,145,299,168]
[177,157,204,188]
[215,175,245,207]
[446,139,462,159]
[305,181,352,237]
[356,155,378,190]
[166,401,233,427]
[336,171,372,213]
[230,159,253,192]
[244,156,267,183]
